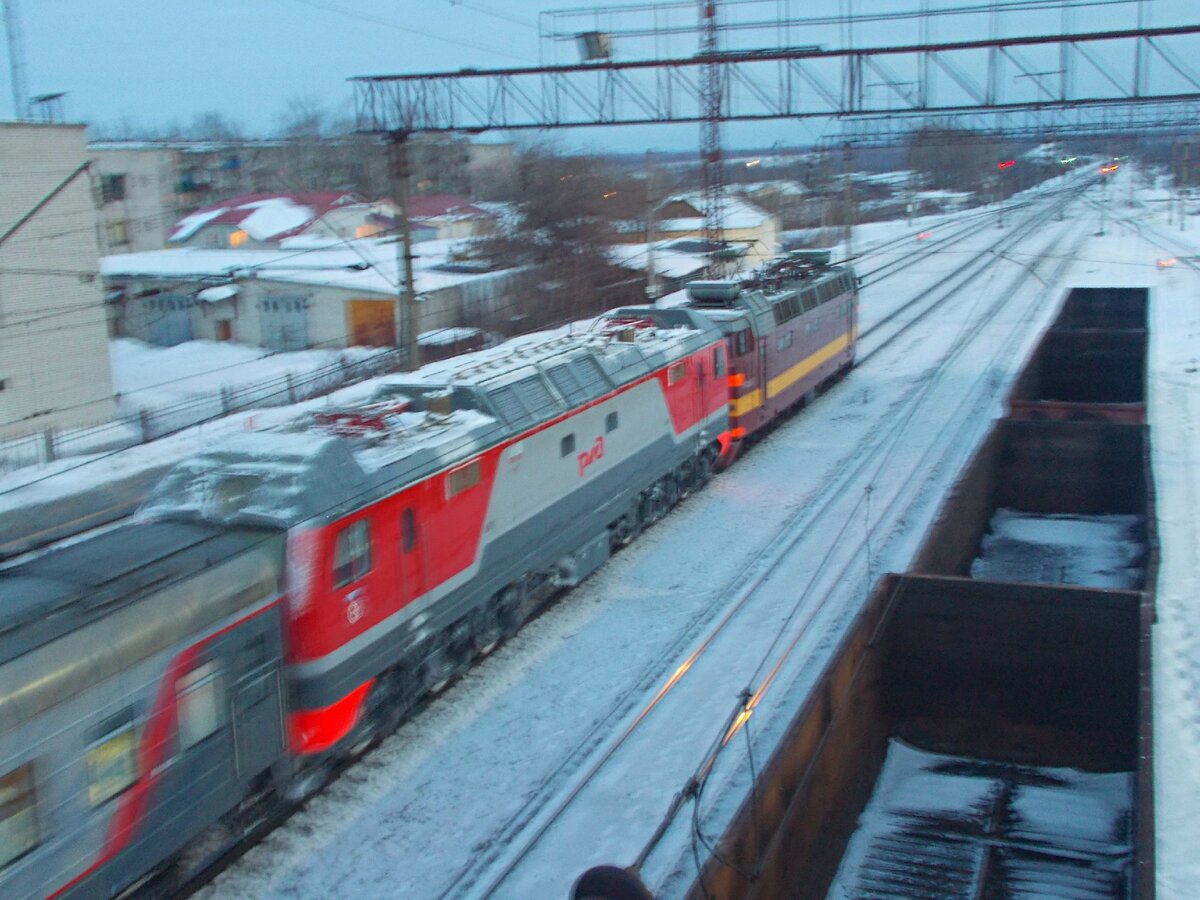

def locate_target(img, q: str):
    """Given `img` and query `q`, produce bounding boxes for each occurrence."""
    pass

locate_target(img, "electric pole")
[388,133,420,370]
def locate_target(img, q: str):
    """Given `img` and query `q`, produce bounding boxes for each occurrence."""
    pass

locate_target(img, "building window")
[86,715,138,807]
[356,224,382,239]
[105,220,130,246]
[0,764,39,870]
[667,361,687,386]
[228,229,249,248]
[447,460,482,498]
[560,434,575,457]
[100,174,126,203]
[178,662,223,750]
[333,520,372,587]
[605,412,619,433]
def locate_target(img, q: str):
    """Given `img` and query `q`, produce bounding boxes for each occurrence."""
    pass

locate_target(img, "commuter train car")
[683,250,858,462]
[0,523,286,899]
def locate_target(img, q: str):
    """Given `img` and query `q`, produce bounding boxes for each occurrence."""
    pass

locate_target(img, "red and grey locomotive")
[0,257,857,899]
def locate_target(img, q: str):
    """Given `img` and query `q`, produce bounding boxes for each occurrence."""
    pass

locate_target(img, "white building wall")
[0,124,117,439]
[90,146,181,253]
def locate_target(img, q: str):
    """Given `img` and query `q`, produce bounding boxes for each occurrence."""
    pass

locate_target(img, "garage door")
[347,299,396,348]
[260,295,308,351]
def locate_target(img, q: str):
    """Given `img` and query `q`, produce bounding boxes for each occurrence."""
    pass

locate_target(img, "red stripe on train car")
[47,599,281,900]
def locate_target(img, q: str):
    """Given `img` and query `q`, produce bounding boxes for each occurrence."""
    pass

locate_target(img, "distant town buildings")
[102,239,535,351]
[166,191,383,249]
[0,123,117,438]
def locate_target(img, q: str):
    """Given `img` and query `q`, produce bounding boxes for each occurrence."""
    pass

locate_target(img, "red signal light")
[997,160,1015,169]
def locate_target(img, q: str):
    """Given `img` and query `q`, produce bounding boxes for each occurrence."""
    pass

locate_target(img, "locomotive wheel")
[676,458,695,497]
[471,605,505,657]
[420,647,459,696]
[661,474,679,509]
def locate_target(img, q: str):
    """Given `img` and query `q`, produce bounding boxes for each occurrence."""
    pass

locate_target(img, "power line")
[449,0,537,30]
[288,0,534,63]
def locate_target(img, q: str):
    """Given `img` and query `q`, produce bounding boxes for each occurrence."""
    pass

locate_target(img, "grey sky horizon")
[5,0,1195,153]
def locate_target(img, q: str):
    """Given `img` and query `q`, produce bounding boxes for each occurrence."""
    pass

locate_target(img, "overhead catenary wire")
[288,0,534,63]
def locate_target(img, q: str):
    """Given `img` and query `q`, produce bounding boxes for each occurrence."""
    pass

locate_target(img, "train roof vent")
[685,280,742,306]
[487,384,534,429]
[511,374,562,420]
[545,362,590,405]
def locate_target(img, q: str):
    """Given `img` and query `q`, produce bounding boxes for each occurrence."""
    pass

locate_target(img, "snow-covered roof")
[731,180,809,197]
[102,239,517,297]
[419,327,483,346]
[608,242,709,279]
[405,194,495,221]
[168,192,367,243]
[660,193,771,230]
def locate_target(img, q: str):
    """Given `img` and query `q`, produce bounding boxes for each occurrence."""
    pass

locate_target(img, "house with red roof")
[376,194,499,241]
[168,191,387,250]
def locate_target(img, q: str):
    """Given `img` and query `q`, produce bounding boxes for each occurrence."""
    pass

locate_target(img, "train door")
[230,632,284,780]
[398,505,426,604]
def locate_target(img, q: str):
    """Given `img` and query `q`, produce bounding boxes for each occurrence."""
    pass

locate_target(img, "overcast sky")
[5,0,1195,152]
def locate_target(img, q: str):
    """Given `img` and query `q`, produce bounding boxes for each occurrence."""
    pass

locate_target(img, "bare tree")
[478,148,641,332]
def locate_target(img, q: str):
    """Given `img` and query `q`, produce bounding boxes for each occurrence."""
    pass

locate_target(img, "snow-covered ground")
[9,167,1197,898]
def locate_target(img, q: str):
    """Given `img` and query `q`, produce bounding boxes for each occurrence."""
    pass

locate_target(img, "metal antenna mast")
[3,0,29,119]
[699,0,726,273]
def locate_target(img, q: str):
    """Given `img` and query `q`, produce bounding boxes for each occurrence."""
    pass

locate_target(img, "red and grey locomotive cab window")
[0,763,39,870]
[333,520,372,588]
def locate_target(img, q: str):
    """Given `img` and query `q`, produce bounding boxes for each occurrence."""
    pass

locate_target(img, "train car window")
[786,297,801,319]
[734,330,750,356]
[402,508,417,552]
[86,713,138,807]
[178,661,223,750]
[0,764,39,869]
[713,346,726,377]
[606,412,619,433]
[772,304,786,327]
[667,361,687,385]
[333,519,372,587]
[777,332,794,351]
[800,291,817,313]
[561,434,576,457]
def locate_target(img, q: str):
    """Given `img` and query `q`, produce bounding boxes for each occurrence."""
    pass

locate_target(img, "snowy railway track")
[432,205,1088,898]
[858,181,1084,364]
[193,193,1096,900]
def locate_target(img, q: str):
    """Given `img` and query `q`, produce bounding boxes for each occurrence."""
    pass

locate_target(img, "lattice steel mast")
[698,1,726,271]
